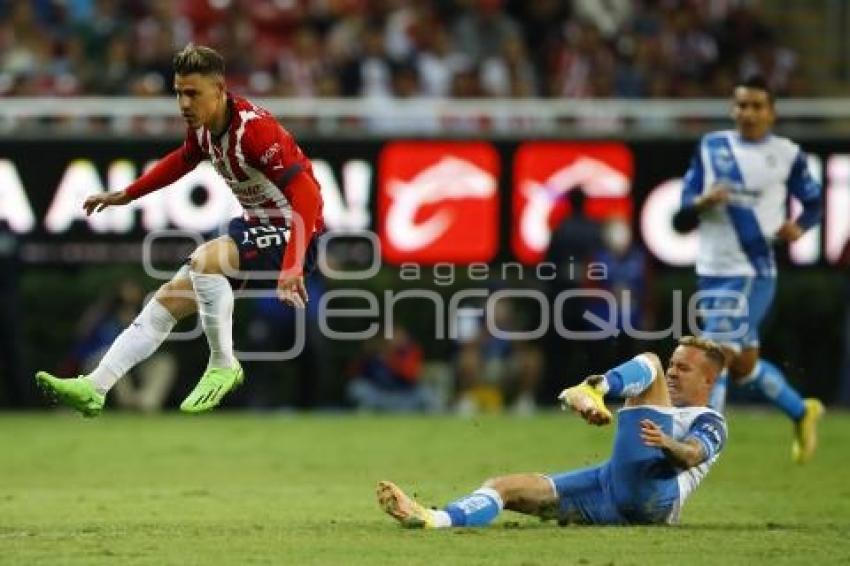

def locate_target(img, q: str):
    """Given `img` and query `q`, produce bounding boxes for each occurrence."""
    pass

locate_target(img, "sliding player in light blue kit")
[378,337,726,528]
[676,75,823,463]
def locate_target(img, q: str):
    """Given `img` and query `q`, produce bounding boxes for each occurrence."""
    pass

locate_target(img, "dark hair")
[173,44,225,77]
[678,336,726,370]
[736,75,774,105]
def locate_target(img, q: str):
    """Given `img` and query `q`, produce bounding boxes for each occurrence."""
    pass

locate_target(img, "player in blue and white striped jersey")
[377,336,726,528]
[676,75,823,463]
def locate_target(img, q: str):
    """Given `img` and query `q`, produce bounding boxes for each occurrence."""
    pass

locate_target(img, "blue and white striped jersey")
[682,130,822,277]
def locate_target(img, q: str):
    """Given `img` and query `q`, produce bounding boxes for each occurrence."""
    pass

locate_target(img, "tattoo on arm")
[662,437,707,469]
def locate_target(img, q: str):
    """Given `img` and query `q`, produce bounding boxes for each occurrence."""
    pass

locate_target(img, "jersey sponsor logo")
[378,142,499,264]
[512,142,634,264]
[234,184,267,198]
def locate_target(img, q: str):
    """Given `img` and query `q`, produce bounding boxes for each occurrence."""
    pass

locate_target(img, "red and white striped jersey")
[124,92,324,276]
[182,93,322,230]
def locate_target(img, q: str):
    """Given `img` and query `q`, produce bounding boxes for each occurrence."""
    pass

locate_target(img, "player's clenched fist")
[83,190,131,215]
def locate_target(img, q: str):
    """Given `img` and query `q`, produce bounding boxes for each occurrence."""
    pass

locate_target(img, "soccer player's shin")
[182,271,242,413]
[88,298,177,395]
[708,370,729,413]
[600,354,657,398]
[736,359,805,420]
[443,487,504,527]
[189,271,236,370]
[735,359,823,463]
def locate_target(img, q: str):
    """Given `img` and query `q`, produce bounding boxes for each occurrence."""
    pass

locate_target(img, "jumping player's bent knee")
[189,237,239,276]
[155,279,196,321]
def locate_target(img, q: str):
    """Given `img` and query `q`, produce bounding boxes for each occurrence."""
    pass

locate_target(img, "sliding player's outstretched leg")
[379,338,728,529]
[378,474,563,529]
[181,236,244,413]
[377,478,523,529]
[35,273,194,417]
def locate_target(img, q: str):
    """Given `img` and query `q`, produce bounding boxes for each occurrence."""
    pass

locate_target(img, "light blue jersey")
[547,405,727,525]
[682,130,822,277]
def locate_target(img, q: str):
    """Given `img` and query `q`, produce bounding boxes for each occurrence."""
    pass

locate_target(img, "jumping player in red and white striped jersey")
[35,44,324,415]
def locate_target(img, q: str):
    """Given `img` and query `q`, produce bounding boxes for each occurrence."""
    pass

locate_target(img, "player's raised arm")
[83,136,203,216]
[82,189,132,216]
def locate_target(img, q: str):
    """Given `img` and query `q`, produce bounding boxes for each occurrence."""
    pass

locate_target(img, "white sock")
[189,271,236,369]
[87,299,177,395]
[431,510,452,528]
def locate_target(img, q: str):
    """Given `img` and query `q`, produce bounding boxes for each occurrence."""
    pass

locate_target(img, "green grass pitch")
[1,410,849,565]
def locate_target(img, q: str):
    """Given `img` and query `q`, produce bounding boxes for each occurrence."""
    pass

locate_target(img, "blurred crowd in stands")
[0,0,804,99]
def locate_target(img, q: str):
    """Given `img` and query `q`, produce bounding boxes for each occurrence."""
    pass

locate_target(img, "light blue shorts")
[697,275,776,351]
[546,407,680,525]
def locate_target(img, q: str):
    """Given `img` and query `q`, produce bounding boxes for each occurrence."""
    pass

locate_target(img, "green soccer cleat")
[376,481,435,529]
[557,376,612,426]
[792,398,824,464]
[35,371,105,418]
[180,362,244,413]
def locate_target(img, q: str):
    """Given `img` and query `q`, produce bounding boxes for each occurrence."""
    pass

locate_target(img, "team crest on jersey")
[713,146,735,174]
[260,143,281,165]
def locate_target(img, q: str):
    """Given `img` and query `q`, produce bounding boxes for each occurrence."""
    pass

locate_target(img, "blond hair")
[173,44,225,77]
[678,335,725,369]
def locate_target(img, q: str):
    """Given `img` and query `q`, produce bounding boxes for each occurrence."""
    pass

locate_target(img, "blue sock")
[708,370,729,413]
[604,355,656,398]
[736,359,806,421]
[444,488,503,527]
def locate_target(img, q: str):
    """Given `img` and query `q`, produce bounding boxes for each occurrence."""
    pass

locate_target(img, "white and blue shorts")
[696,275,776,352]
